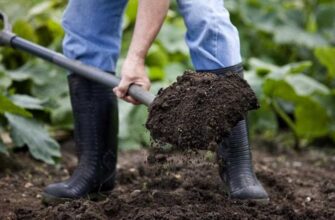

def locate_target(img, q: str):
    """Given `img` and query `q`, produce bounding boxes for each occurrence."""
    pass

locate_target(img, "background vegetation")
[0,0,334,164]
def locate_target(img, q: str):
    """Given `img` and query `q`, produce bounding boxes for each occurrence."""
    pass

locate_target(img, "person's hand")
[113,56,151,105]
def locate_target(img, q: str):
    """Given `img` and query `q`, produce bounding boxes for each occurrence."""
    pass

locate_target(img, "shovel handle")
[0,12,11,32]
[0,11,15,46]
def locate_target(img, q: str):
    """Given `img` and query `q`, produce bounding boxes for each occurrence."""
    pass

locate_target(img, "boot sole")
[42,191,111,206]
[222,183,270,204]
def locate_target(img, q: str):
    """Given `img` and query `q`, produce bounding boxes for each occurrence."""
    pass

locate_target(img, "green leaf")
[248,58,279,75]
[264,72,330,100]
[284,61,313,74]
[28,1,53,17]
[314,47,335,78]
[8,60,68,99]
[50,96,73,129]
[245,70,265,98]
[125,0,138,24]
[157,23,188,54]
[148,67,165,82]
[10,95,45,110]
[164,63,185,83]
[146,44,169,67]
[273,25,327,49]
[35,18,64,46]
[311,93,335,141]
[0,139,8,156]
[0,70,12,91]
[118,101,150,150]
[316,5,335,30]
[0,95,32,117]
[263,66,333,140]
[5,113,61,164]
[270,61,312,76]
[295,99,330,139]
[263,77,298,102]
[13,20,38,43]
[249,104,278,135]
[126,105,150,147]
[285,74,330,96]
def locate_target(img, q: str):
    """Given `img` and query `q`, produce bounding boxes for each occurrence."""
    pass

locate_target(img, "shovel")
[0,11,155,106]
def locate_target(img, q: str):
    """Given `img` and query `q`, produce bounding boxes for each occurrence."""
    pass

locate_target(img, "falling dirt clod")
[146,71,259,150]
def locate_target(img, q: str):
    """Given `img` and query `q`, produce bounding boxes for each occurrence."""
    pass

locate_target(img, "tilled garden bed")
[0,139,334,220]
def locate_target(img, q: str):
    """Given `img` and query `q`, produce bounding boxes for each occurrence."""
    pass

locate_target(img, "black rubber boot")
[42,74,118,204]
[199,64,269,203]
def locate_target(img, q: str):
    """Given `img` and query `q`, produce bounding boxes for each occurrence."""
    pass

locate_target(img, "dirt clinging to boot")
[146,71,259,150]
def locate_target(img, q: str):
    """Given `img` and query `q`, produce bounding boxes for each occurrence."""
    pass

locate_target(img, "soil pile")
[146,71,259,150]
[1,140,334,220]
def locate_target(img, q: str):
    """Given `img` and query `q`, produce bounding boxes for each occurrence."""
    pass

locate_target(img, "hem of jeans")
[196,62,243,73]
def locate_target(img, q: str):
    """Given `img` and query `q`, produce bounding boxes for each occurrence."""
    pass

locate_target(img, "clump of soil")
[146,71,259,150]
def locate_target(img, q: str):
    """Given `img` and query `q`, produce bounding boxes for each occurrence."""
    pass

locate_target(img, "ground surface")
[0,139,334,220]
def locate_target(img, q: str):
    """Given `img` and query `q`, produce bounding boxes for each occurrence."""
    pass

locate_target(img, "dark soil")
[146,71,259,150]
[0,139,334,220]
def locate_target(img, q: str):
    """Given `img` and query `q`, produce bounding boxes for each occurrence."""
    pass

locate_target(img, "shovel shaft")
[3,35,155,106]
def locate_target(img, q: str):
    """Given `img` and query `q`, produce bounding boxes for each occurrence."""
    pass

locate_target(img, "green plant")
[0,86,61,164]
[246,58,335,149]
[0,0,66,163]
[220,0,335,148]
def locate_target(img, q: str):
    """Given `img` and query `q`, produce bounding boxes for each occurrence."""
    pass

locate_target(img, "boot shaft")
[68,74,118,182]
[199,63,269,201]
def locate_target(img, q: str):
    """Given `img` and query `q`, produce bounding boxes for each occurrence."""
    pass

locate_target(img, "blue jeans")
[62,0,242,72]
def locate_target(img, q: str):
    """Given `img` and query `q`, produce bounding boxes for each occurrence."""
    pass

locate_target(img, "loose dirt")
[0,139,334,220]
[146,71,259,150]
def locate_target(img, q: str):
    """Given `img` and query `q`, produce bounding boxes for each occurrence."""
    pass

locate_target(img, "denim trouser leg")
[62,0,128,72]
[176,0,242,70]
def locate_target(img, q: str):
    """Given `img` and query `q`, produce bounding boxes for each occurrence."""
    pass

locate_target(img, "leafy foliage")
[0,0,334,162]
[246,59,334,147]
[0,0,65,163]
[0,95,32,117]
[0,139,8,155]
[226,0,335,147]
[314,47,335,79]
[6,113,61,164]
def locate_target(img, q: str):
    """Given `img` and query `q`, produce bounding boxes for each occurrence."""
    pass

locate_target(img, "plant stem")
[271,99,301,150]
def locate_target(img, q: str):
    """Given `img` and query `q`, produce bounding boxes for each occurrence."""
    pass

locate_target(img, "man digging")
[43,0,269,204]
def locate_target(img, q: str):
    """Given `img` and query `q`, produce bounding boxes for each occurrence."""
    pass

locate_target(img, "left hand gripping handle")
[0,11,15,46]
